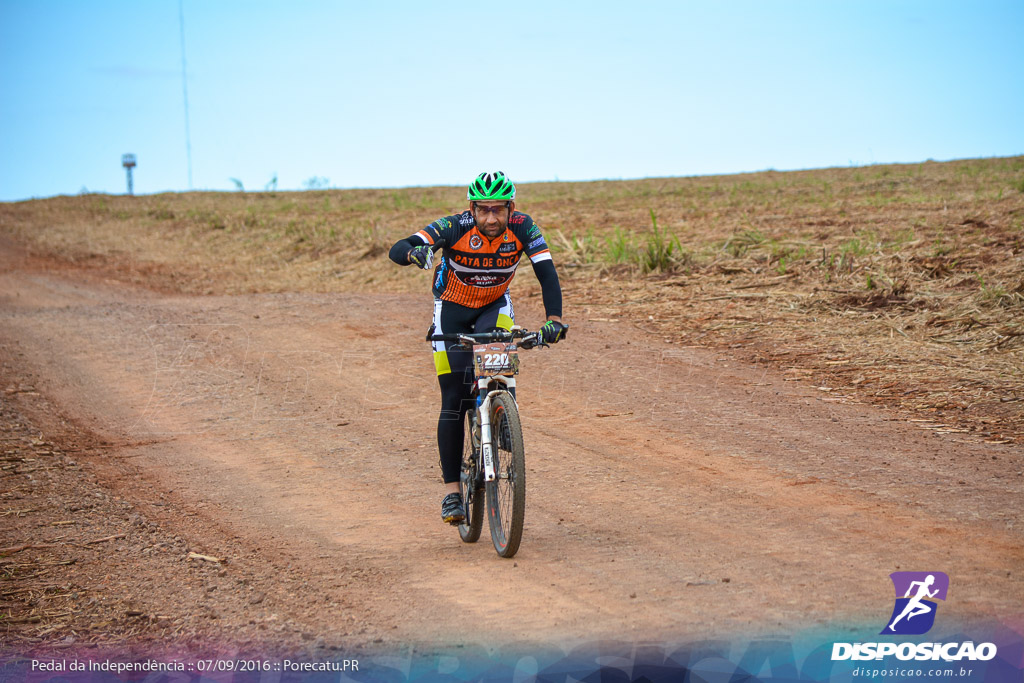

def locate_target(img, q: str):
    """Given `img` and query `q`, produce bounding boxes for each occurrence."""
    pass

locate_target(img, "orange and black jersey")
[389,210,562,316]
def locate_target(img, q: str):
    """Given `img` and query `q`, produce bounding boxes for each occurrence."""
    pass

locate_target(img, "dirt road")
[1,238,1021,654]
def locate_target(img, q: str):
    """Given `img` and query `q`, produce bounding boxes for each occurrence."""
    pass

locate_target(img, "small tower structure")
[122,154,137,195]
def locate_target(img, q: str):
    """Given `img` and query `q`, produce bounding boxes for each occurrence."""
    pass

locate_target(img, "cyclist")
[388,171,567,524]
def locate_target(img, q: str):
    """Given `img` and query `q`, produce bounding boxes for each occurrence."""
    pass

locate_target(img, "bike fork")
[477,381,516,482]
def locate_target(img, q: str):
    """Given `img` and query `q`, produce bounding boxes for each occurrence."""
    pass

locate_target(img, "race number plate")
[472,343,519,377]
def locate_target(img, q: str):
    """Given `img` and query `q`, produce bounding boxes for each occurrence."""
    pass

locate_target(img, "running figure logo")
[881,571,949,635]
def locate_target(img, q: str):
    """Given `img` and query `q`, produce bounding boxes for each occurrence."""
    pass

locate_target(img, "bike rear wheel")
[458,409,484,543]
[485,391,525,558]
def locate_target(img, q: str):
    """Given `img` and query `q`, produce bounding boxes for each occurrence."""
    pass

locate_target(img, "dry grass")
[1,157,1022,442]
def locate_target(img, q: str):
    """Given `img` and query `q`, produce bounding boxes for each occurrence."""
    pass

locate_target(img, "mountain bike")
[427,325,563,558]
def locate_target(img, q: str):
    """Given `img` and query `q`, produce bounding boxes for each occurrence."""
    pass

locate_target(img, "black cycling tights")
[437,370,474,484]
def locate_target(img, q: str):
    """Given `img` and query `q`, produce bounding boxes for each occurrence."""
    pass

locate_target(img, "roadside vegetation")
[1,157,1022,442]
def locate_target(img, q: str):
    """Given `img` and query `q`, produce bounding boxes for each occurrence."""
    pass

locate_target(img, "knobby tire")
[458,410,484,543]
[485,391,526,558]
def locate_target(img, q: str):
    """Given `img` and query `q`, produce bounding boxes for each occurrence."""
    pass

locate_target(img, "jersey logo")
[527,237,546,249]
[510,214,525,225]
[462,273,509,287]
[434,257,445,289]
[469,234,483,250]
[459,213,474,226]
[498,242,518,253]
[503,232,510,241]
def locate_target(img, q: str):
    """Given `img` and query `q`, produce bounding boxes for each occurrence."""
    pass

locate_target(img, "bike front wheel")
[458,409,484,543]
[485,391,526,558]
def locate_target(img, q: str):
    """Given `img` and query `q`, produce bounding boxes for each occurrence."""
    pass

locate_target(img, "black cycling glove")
[541,320,568,344]
[408,245,433,269]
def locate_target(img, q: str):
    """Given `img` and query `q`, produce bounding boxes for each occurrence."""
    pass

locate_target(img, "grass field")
[2,156,1022,443]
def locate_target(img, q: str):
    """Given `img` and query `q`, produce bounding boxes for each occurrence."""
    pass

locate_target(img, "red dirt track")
[1,238,1021,654]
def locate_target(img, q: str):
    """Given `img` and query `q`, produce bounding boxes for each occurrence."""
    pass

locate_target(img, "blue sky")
[1,1,1022,201]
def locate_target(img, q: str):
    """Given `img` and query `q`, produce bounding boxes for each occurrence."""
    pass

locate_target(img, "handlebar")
[426,325,560,350]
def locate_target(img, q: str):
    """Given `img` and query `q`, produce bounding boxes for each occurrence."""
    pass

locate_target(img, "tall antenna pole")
[179,0,193,190]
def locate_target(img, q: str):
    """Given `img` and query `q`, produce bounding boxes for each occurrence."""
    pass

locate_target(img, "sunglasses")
[474,203,509,216]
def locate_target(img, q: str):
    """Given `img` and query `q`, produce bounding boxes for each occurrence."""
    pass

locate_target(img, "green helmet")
[467,171,516,201]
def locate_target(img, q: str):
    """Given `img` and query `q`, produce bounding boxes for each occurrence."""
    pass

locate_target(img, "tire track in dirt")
[1,244,1021,649]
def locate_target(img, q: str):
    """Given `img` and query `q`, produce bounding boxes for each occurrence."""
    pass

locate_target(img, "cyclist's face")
[473,201,514,238]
